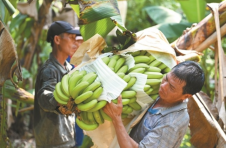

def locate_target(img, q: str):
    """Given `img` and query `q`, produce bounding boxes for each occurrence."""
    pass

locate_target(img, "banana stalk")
[171,1,226,54]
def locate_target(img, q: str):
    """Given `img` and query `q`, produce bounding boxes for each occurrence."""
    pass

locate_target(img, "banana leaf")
[70,0,127,41]
[153,22,192,42]
[0,0,5,21]
[144,6,182,24]
[9,13,27,31]
[177,0,206,23]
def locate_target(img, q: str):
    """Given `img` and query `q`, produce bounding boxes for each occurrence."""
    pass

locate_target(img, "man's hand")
[103,95,123,121]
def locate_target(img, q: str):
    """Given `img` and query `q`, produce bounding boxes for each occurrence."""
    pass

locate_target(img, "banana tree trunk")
[0,85,9,147]
[171,1,226,54]
[23,0,53,70]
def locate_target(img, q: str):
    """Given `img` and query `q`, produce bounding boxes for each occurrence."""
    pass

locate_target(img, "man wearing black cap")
[34,21,83,148]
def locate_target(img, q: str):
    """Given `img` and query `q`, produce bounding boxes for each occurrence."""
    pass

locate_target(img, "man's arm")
[103,96,139,148]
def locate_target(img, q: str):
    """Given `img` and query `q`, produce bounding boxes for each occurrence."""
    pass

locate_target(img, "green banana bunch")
[76,117,99,131]
[53,81,71,106]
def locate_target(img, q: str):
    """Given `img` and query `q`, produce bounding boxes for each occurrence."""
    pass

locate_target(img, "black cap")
[46,21,81,42]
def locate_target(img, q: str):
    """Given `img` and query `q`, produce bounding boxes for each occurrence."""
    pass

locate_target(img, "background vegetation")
[0,0,225,147]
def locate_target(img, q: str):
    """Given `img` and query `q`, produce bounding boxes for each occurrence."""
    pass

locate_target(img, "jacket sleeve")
[36,67,60,113]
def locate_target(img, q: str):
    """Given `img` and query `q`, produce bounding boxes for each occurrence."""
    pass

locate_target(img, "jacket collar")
[49,53,72,74]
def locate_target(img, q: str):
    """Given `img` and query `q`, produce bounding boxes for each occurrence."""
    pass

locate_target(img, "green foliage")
[177,0,206,23]
[144,6,182,24]
[200,49,215,100]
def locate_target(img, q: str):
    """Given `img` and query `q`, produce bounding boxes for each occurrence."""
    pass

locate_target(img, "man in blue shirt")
[104,61,205,148]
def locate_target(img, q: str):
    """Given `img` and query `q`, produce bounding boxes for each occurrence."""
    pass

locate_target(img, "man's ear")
[54,35,60,45]
[183,94,193,100]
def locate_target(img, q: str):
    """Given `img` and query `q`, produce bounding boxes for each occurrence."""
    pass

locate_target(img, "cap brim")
[66,29,82,36]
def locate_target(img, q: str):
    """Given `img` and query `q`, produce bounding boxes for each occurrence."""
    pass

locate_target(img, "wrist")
[112,115,122,125]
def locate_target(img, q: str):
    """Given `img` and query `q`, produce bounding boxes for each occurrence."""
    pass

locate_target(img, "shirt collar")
[49,53,72,74]
[148,98,188,116]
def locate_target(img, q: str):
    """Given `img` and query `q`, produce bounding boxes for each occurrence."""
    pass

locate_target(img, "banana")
[145,52,151,56]
[139,50,147,55]
[87,100,107,112]
[128,102,141,111]
[147,55,156,64]
[76,118,99,131]
[117,72,125,78]
[55,82,70,102]
[122,105,129,112]
[81,111,90,124]
[129,97,136,103]
[146,79,161,86]
[107,58,117,70]
[145,66,161,72]
[68,73,84,95]
[149,89,159,95]
[144,85,151,92]
[111,99,117,104]
[123,75,131,83]
[77,99,98,111]
[134,56,150,64]
[79,70,87,76]
[123,77,137,90]
[53,91,67,105]
[61,74,70,97]
[145,87,154,95]
[74,91,93,104]
[102,56,110,65]
[100,109,112,121]
[129,67,145,74]
[111,55,121,60]
[150,94,159,100]
[128,63,149,73]
[130,51,140,56]
[93,110,104,124]
[83,81,101,93]
[152,84,160,90]
[83,87,103,103]
[123,106,133,114]
[144,72,163,79]
[87,111,97,124]
[116,65,128,74]
[149,59,162,67]
[109,67,115,71]
[158,63,167,70]
[121,90,136,98]
[122,99,130,105]
[71,82,90,99]
[115,57,126,72]
[163,67,171,73]
[71,70,79,76]
[79,72,97,85]
[121,113,128,119]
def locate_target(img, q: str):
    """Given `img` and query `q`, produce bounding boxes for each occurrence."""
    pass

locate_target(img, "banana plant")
[68,0,137,52]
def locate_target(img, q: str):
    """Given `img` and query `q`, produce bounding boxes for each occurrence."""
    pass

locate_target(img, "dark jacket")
[34,53,75,148]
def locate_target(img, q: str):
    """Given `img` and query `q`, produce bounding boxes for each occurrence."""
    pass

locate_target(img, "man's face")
[158,72,189,105]
[57,33,83,56]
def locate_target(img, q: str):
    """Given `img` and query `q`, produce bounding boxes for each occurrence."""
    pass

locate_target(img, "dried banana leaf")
[0,20,20,148]
[17,0,38,20]
[188,92,225,148]
[171,1,226,54]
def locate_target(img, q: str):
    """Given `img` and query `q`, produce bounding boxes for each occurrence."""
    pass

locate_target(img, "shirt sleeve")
[36,67,59,113]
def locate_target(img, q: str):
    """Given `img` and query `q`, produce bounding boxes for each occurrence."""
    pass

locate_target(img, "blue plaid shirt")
[129,100,189,148]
